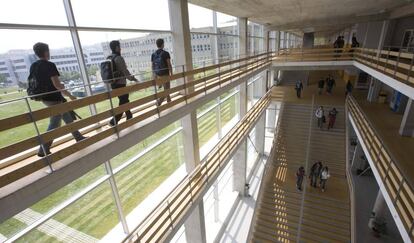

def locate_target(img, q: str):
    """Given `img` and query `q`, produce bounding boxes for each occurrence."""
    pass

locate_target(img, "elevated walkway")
[249,84,350,242]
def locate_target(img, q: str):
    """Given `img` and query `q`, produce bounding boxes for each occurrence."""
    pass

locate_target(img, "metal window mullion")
[104,161,130,234]
[63,0,97,116]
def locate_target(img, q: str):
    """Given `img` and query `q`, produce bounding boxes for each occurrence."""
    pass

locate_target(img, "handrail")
[122,90,271,243]
[0,52,271,188]
[347,95,414,241]
[2,46,414,190]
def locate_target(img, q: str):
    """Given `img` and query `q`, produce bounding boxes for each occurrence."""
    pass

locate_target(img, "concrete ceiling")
[189,0,414,33]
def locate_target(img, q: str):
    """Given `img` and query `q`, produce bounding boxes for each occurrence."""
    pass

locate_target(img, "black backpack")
[27,62,49,100]
[100,54,121,83]
[153,50,167,76]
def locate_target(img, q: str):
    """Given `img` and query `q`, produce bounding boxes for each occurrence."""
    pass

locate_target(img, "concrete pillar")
[367,78,382,102]
[233,140,247,196]
[399,98,414,137]
[368,190,388,231]
[264,30,270,52]
[169,1,206,242]
[303,32,315,48]
[377,20,389,56]
[255,113,266,156]
[238,17,248,57]
[212,11,219,64]
[351,142,365,170]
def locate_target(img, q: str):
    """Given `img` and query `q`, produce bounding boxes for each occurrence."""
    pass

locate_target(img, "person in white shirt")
[319,166,330,192]
[315,106,324,129]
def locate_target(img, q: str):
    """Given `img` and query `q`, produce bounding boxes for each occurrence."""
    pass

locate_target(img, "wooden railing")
[0,52,271,188]
[1,46,414,196]
[122,90,271,243]
[355,48,414,86]
[347,96,414,241]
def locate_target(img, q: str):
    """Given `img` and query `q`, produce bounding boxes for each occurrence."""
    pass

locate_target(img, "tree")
[87,66,99,76]
[0,73,6,84]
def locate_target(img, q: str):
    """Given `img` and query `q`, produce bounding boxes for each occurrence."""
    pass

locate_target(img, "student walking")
[319,166,330,192]
[28,42,86,157]
[315,106,325,129]
[351,36,360,49]
[346,80,353,96]
[326,75,336,95]
[318,78,325,95]
[152,38,173,106]
[296,166,306,191]
[309,161,322,187]
[295,80,303,98]
[107,40,138,126]
[328,107,338,130]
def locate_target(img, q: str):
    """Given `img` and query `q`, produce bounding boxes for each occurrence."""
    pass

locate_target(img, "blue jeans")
[38,100,83,154]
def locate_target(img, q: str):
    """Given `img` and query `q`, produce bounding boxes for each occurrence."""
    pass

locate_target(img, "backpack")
[295,81,302,89]
[100,54,120,83]
[27,62,49,100]
[153,50,167,76]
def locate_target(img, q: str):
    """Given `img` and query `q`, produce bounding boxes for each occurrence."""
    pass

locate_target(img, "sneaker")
[76,136,87,142]
[109,120,117,127]
[37,151,51,157]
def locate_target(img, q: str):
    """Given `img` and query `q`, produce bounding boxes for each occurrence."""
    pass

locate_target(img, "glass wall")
[188,3,239,66]
[198,89,239,159]
[247,21,265,55]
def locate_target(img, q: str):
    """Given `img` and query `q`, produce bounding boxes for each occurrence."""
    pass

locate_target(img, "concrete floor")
[350,159,403,243]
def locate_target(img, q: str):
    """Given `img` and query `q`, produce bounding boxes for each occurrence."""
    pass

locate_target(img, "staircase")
[249,101,350,242]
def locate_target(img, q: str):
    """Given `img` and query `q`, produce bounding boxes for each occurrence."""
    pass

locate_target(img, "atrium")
[0,0,414,243]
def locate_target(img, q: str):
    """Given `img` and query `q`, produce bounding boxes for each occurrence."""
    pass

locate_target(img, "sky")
[0,0,236,53]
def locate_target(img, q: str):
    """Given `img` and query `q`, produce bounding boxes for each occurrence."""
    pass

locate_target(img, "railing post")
[24,97,54,172]
[394,50,402,79]
[203,61,207,95]
[182,65,188,105]
[407,52,414,83]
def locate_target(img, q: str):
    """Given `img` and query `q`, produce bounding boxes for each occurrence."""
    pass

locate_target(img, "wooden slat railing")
[0,52,271,188]
[122,89,272,243]
[347,95,414,241]
[1,46,414,191]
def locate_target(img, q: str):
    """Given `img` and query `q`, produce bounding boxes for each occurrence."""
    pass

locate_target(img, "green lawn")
[0,90,237,241]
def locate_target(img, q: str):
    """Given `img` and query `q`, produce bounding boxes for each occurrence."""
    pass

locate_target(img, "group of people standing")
[28,38,172,157]
[318,75,336,95]
[315,106,338,130]
[296,162,330,192]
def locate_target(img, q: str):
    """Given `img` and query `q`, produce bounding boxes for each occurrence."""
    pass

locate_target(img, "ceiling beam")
[389,2,414,19]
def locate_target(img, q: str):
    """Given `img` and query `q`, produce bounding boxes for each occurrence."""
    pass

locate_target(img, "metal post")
[182,65,188,104]
[63,0,97,116]
[104,161,129,234]
[24,98,54,172]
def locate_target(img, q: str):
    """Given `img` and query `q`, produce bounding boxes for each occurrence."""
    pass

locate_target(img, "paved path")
[14,209,98,243]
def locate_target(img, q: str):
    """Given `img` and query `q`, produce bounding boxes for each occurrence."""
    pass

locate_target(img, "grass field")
[0,92,237,241]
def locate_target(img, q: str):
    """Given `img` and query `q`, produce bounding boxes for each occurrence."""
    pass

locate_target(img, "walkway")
[249,80,351,242]
[14,208,98,243]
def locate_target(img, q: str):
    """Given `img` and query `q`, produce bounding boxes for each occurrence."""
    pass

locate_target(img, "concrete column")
[399,98,414,137]
[255,113,266,156]
[238,17,248,57]
[367,77,382,102]
[377,20,389,56]
[264,30,270,52]
[233,140,247,196]
[351,142,365,170]
[212,11,219,64]
[368,190,388,231]
[169,1,206,242]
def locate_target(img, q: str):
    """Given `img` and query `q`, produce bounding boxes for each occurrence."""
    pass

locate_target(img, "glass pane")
[220,93,238,136]
[191,34,214,67]
[114,132,185,219]
[111,121,181,169]
[188,3,214,32]
[0,165,106,241]
[0,0,68,25]
[15,181,119,242]
[0,29,92,149]
[198,106,219,157]
[217,12,237,31]
[71,0,170,30]
[218,36,239,61]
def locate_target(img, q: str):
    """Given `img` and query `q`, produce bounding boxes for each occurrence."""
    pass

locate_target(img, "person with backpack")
[319,166,330,192]
[328,107,338,130]
[151,38,173,106]
[315,106,325,129]
[105,40,138,126]
[309,161,322,188]
[296,166,306,191]
[28,42,86,157]
[295,80,303,98]
[318,78,325,95]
